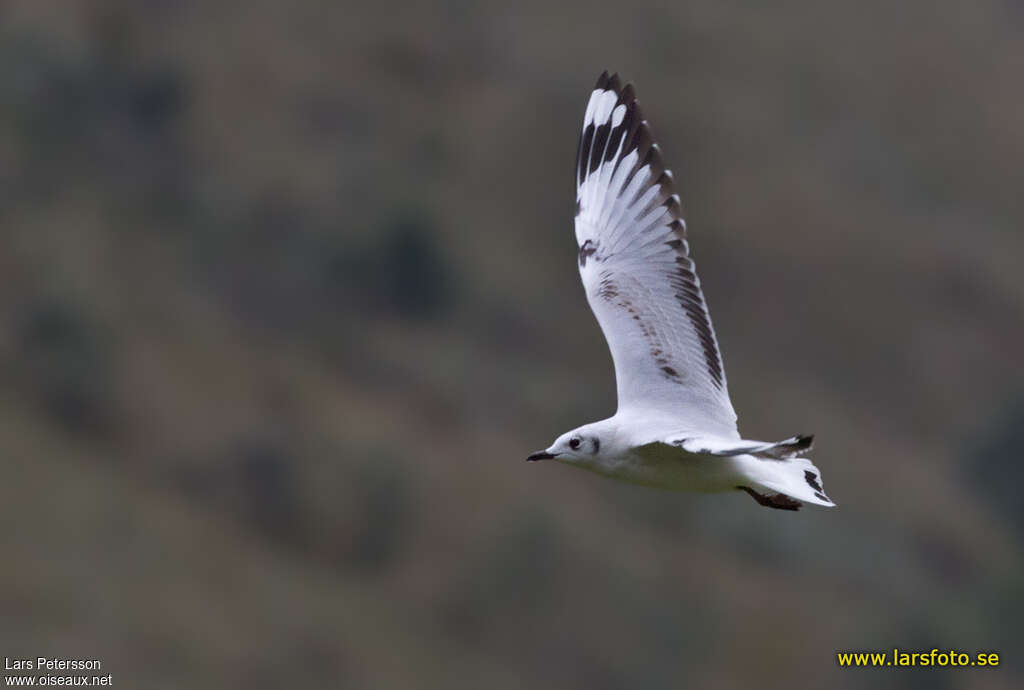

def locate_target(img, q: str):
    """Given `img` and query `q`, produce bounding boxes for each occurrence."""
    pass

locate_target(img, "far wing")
[574,72,737,437]
[665,434,814,459]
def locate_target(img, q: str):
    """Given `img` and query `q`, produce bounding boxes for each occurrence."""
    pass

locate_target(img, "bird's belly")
[586,449,742,493]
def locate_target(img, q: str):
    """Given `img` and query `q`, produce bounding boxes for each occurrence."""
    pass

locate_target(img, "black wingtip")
[633,122,654,156]
[596,71,629,95]
[619,82,636,104]
[641,140,664,178]
[663,193,683,220]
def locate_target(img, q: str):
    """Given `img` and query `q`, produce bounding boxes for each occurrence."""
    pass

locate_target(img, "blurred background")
[1,1,1022,688]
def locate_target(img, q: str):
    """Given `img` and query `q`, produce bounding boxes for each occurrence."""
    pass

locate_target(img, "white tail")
[748,455,836,507]
[666,432,836,508]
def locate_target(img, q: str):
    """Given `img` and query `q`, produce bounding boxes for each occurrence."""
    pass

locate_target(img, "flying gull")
[528,72,834,510]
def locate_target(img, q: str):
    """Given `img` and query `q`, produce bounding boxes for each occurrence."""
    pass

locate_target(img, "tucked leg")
[738,486,801,511]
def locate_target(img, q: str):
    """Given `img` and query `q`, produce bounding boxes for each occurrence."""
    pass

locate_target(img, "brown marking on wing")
[596,272,619,300]
[578,239,598,267]
[605,291,684,384]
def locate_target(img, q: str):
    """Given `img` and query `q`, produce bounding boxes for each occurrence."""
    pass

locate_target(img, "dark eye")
[569,438,581,450]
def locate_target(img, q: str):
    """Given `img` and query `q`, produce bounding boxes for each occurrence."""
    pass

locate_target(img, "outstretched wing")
[575,72,738,437]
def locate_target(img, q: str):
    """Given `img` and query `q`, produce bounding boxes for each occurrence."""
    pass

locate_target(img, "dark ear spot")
[592,438,600,454]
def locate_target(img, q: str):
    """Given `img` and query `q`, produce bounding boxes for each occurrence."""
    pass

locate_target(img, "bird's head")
[527,426,603,464]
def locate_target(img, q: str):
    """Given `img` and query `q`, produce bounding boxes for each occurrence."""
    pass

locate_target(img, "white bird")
[528,72,835,510]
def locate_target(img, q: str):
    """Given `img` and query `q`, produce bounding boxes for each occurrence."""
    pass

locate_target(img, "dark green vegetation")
[1,2,1022,688]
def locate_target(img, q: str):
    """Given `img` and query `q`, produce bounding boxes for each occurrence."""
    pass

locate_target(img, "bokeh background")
[2,1,1023,688]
